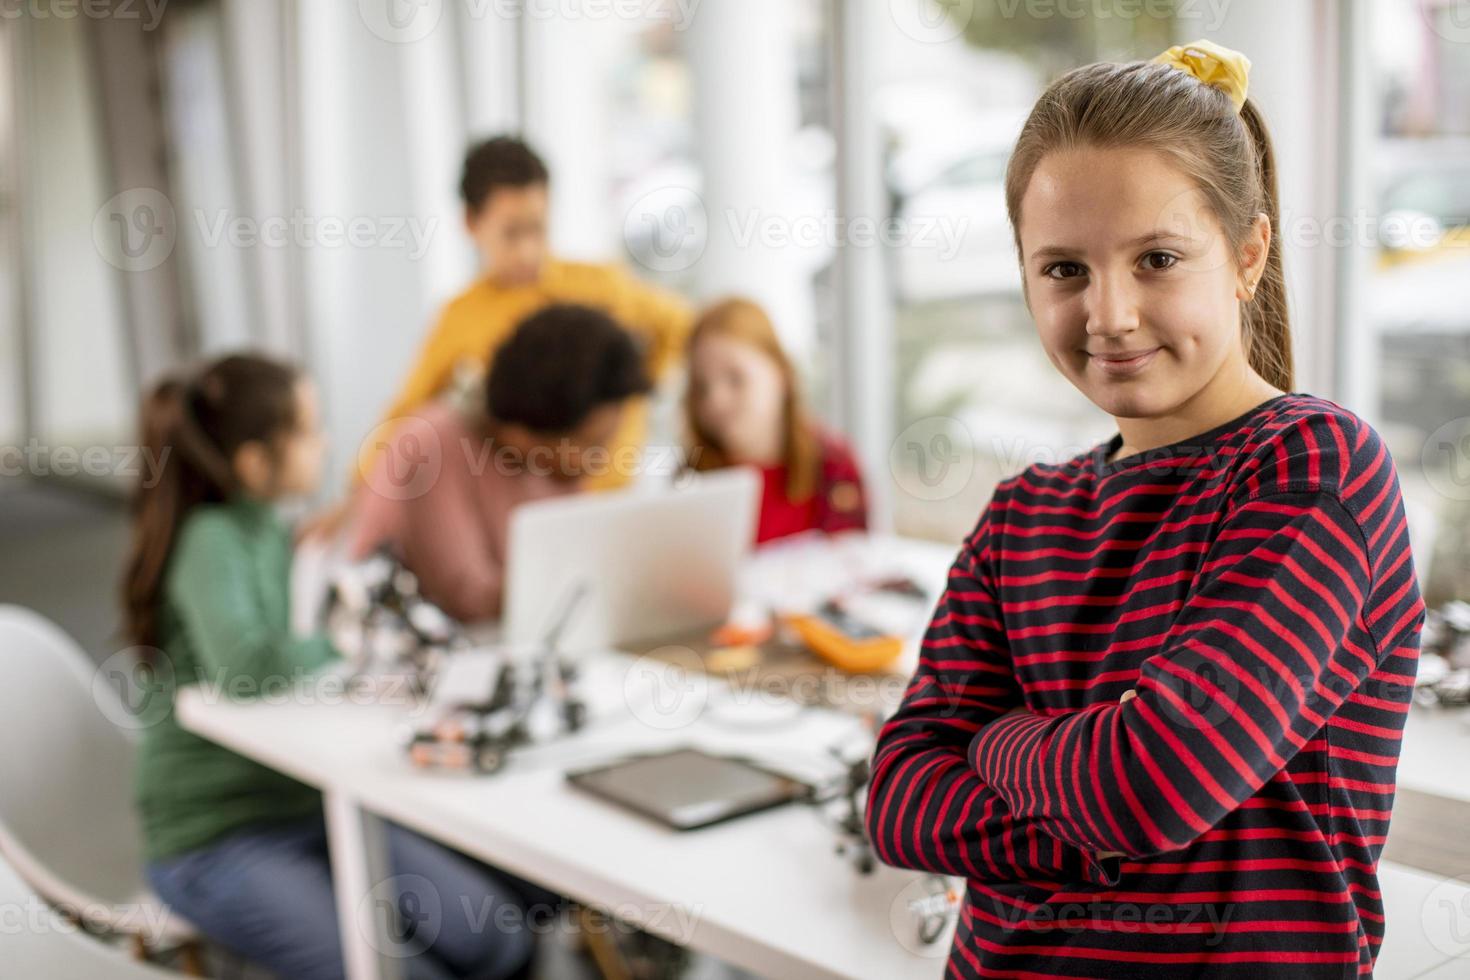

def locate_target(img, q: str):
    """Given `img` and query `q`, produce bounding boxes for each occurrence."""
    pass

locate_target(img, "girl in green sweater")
[122,354,536,980]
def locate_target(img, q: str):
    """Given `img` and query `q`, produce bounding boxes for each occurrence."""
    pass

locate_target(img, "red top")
[753,427,869,545]
[867,393,1426,978]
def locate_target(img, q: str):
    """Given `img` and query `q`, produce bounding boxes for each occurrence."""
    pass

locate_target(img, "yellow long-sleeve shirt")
[372,259,692,491]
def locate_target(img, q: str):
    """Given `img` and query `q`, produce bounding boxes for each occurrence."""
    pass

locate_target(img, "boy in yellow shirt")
[373,136,691,492]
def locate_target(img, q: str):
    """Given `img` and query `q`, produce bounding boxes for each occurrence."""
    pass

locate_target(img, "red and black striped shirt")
[868,393,1425,978]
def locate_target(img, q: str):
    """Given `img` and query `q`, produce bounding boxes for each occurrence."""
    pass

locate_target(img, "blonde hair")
[1005,59,1293,392]
[684,297,821,502]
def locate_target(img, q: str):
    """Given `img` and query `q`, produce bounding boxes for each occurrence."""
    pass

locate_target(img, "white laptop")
[502,467,760,655]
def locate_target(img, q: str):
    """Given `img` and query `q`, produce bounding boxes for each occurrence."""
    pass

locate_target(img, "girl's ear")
[1236,211,1271,301]
[231,440,275,497]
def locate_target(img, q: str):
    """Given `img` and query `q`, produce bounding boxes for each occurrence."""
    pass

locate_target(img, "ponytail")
[121,355,301,649]
[1237,98,1293,393]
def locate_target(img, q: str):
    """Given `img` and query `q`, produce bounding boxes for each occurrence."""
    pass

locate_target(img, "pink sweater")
[350,402,577,622]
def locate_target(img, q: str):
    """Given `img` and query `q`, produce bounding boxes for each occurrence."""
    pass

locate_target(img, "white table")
[177,653,961,980]
[185,535,961,980]
[183,534,1470,979]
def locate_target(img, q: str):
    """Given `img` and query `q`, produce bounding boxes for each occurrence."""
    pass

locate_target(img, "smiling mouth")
[1089,348,1160,372]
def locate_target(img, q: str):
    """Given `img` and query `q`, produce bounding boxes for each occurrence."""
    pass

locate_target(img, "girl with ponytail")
[868,42,1425,978]
[122,354,539,980]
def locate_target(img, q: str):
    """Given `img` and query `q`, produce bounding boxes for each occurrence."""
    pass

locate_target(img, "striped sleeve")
[968,474,1420,858]
[866,506,1116,884]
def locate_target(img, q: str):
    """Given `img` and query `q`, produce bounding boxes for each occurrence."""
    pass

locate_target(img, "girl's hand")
[1119,689,1137,704]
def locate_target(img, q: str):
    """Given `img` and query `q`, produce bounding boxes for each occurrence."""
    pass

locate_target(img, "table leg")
[325,791,407,980]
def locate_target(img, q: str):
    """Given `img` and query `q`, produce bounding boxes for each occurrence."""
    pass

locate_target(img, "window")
[1361,0,1470,603]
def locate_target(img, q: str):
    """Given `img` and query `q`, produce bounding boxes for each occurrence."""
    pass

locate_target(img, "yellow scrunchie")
[1152,39,1251,113]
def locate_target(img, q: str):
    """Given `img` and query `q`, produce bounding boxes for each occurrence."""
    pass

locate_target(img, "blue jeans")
[147,816,538,980]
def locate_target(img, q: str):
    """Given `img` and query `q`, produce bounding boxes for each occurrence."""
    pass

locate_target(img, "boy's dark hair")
[460,135,550,213]
[488,305,652,433]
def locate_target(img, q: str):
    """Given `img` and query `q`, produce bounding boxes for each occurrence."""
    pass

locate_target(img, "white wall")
[295,2,475,491]
[0,20,21,449]
[22,13,133,449]
[687,0,813,359]
[522,12,619,261]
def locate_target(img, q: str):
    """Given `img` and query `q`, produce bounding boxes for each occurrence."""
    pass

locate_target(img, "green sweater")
[135,498,339,862]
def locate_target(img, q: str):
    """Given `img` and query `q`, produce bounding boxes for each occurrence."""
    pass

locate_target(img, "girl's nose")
[1084,273,1141,337]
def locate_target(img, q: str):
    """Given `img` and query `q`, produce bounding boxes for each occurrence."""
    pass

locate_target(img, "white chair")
[0,847,181,979]
[0,605,200,969]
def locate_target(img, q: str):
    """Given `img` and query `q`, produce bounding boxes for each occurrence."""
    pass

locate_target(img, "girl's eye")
[1043,261,1085,280]
[1142,251,1179,271]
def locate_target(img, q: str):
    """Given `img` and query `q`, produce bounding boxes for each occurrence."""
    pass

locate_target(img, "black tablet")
[565,747,814,831]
